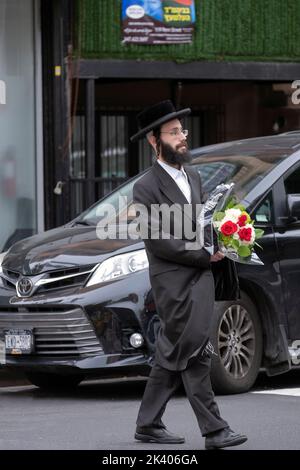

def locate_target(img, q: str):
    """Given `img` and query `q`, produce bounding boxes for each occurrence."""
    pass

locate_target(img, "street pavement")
[1,369,300,450]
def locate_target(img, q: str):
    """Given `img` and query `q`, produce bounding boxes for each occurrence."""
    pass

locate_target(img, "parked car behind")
[0,132,300,393]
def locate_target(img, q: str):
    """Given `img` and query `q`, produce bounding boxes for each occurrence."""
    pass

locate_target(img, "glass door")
[0,0,38,251]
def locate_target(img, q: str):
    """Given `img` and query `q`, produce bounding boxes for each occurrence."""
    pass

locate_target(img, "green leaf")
[254,228,264,239]
[234,204,246,212]
[238,245,251,257]
[221,235,231,246]
[213,211,225,222]
[226,197,238,209]
[231,239,240,250]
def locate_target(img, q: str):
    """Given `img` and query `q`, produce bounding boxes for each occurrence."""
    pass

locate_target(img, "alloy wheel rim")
[218,304,255,379]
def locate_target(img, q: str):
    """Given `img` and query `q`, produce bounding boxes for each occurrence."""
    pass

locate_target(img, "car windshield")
[192,135,298,200]
[76,135,298,225]
[76,174,146,226]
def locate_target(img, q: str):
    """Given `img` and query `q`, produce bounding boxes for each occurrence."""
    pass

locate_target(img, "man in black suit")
[131,100,247,449]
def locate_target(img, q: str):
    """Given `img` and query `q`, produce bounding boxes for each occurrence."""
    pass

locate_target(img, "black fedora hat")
[130,100,191,142]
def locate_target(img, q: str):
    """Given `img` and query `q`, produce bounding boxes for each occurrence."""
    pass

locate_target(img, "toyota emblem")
[17,277,33,297]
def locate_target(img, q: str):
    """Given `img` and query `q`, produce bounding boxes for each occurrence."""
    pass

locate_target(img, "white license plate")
[4,329,34,354]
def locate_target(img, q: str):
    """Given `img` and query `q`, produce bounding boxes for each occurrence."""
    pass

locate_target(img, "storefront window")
[0,0,37,251]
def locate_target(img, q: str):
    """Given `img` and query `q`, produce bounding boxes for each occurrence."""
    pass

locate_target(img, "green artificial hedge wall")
[76,0,300,62]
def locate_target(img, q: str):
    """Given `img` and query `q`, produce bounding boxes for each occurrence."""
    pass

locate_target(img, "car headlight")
[86,249,149,287]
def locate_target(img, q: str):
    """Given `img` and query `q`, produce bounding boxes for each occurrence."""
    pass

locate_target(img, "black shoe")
[205,427,247,450]
[135,426,185,444]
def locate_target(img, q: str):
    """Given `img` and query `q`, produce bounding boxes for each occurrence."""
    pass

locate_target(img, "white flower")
[222,208,242,224]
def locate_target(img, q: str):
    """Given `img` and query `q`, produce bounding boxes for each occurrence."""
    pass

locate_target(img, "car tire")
[25,372,83,390]
[210,292,263,394]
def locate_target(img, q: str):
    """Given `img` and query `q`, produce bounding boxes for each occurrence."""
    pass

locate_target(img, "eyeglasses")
[160,129,189,137]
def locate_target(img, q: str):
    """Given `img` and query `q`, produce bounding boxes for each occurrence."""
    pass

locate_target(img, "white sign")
[126,5,145,19]
[0,80,6,105]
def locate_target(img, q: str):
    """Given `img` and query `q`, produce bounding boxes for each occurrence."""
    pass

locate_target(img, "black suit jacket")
[133,160,238,370]
[134,161,239,295]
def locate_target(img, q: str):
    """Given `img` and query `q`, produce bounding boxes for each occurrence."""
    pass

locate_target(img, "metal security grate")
[0,306,103,357]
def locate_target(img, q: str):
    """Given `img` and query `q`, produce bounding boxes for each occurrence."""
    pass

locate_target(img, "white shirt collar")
[157,159,188,180]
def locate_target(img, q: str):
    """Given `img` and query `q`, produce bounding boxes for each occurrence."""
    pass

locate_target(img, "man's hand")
[210,251,225,262]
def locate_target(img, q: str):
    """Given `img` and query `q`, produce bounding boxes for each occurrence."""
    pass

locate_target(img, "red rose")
[220,221,238,236]
[238,227,252,242]
[238,214,248,227]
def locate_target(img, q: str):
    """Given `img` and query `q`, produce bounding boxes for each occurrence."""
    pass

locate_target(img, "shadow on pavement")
[1,368,300,401]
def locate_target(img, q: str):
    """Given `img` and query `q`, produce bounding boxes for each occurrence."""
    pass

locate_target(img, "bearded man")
[131,100,247,450]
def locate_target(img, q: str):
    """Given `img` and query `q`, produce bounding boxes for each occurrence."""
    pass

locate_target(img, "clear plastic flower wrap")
[197,182,264,265]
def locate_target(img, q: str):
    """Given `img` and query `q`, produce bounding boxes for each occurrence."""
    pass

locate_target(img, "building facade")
[1,0,300,244]
[63,0,300,227]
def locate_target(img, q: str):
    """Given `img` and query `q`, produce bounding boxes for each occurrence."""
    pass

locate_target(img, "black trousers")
[136,353,228,436]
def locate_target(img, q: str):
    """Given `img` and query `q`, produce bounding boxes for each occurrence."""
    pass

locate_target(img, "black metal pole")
[85,78,96,208]
[42,0,73,228]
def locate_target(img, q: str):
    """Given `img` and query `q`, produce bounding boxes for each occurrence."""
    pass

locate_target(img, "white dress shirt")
[157,159,192,204]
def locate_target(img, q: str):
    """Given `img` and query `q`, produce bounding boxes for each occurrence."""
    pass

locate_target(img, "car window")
[284,166,300,195]
[252,192,274,224]
[192,135,297,201]
[194,162,240,199]
[77,174,145,225]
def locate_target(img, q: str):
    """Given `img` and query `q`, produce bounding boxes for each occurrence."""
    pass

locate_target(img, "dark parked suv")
[1,132,300,394]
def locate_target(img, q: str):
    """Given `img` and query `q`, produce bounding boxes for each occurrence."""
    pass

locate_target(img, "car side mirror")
[287,194,300,221]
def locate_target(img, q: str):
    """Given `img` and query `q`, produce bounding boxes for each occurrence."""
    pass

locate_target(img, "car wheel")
[210,292,263,394]
[25,372,83,390]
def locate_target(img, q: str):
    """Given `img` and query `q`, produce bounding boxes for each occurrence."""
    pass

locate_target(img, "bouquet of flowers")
[198,182,264,265]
